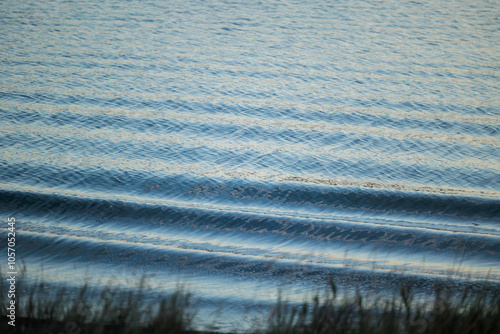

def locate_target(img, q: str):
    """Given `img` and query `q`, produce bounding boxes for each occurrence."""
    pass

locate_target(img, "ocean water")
[1,0,499,331]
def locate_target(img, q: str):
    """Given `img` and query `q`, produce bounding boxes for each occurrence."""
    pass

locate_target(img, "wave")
[2,181,499,262]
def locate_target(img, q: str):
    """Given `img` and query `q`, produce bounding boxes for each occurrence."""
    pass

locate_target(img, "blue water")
[1,0,500,331]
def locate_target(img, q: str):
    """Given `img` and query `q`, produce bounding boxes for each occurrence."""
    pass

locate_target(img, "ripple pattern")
[1,0,499,331]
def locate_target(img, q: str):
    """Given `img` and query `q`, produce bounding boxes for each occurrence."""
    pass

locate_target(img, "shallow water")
[1,0,499,331]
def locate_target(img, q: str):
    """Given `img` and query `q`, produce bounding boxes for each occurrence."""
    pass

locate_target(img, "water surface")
[1,0,499,331]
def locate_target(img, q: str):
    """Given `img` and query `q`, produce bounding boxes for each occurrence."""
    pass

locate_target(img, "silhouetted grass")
[1,268,499,333]
[265,276,500,334]
[0,266,196,334]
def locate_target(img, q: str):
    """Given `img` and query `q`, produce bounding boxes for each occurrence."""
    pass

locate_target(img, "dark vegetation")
[1,267,499,334]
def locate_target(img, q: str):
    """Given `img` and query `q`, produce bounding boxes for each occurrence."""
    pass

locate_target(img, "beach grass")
[1,268,499,333]
[265,276,500,334]
[1,266,196,334]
